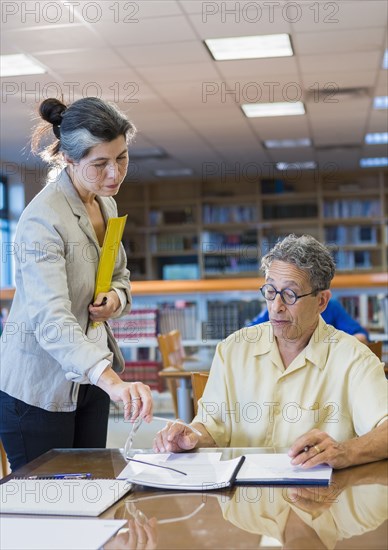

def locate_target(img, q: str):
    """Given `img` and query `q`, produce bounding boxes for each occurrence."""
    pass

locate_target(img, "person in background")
[249,298,369,344]
[153,235,387,469]
[0,97,153,471]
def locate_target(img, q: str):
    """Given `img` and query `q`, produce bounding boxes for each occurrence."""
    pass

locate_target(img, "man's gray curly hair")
[261,234,336,290]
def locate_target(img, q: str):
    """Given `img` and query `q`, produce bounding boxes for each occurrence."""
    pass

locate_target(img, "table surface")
[2,448,387,550]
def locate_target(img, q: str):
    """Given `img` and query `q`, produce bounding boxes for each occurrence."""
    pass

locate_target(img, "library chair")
[367,341,383,360]
[157,330,193,419]
[191,372,209,415]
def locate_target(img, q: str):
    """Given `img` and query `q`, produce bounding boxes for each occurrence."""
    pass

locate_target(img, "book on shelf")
[263,203,317,220]
[109,308,159,340]
[158,301,197,339]
[116,453,332,490]
[323,199,381,218]
[121,361,164,392]
[202,204,257,224]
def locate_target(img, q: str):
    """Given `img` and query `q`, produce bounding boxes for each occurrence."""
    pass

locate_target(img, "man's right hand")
[153,422,199,453]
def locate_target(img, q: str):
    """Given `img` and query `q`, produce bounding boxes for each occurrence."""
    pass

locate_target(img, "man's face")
[265,260,329,343]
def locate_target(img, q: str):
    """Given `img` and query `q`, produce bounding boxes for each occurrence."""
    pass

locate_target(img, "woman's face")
[68,135,129,198]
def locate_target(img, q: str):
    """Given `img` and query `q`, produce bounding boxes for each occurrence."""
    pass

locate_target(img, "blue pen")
[26,473,92,480]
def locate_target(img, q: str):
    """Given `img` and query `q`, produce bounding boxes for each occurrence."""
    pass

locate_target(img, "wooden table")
[2,448,387,549]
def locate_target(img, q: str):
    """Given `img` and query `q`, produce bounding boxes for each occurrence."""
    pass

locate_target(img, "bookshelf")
[2,274,387,368]
[118,170,388,280]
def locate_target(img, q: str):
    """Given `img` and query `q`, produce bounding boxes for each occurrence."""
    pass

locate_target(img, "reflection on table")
[2,449,387,549]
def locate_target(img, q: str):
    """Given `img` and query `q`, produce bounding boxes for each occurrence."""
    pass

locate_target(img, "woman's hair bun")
[39,98,67,126]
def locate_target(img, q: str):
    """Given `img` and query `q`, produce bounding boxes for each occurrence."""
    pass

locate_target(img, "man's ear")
[318,290,331,313]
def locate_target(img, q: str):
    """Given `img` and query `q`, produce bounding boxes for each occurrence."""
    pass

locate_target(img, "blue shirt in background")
[250,298,369,340]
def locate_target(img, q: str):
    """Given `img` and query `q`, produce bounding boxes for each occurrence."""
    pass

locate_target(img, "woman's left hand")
[89,291,120,322]
[97,370,153,421]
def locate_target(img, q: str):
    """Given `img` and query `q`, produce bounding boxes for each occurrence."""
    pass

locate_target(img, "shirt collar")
[251,317,330,372]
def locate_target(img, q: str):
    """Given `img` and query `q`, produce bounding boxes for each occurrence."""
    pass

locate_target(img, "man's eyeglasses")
[260,283,318,305]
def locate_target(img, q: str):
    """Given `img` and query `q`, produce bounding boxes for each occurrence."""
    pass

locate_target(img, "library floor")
[106,391,174,449]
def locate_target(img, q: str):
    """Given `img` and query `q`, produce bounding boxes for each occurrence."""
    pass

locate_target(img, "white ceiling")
[1,0,387,182]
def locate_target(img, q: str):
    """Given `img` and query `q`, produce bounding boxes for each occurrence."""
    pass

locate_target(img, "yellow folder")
[94,215,127,301]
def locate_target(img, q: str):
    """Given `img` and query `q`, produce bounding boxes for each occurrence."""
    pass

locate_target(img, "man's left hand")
[288,429,351,470]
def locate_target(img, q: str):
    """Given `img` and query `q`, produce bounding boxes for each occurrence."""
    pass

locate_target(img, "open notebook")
[117,453,332,490]
[0,479,131,516]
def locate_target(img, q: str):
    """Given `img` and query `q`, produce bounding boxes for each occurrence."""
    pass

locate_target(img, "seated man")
[153,234,388,469]
[250,298,369,344]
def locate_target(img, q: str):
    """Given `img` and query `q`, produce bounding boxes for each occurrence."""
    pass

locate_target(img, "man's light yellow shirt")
[194,317,387,447]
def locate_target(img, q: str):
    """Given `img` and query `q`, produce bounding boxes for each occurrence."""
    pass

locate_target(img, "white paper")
[0,479,131,516]
[0,517,126,550]
[117,453,241,490]
[236,454,332,484]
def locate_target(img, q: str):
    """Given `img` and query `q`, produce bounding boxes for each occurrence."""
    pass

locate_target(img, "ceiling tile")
[34,48,127,74]
[293,27,386,55]
[1,1,82,30]
[136,62,219,83]
[189,8,291,38]
[216,57,299,79]
[300,71,377,90]
[299,51,381,74]
[2,25,105,53]
[292,0,388,32]
[116,41,209,67]
[93,15,197,46]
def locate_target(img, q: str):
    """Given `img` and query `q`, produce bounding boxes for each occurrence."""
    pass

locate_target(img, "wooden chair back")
[157,330,185,417]
[368,341,383,360]
[157,330,185,370]
[0,441,9,478]
[191,372,209,415]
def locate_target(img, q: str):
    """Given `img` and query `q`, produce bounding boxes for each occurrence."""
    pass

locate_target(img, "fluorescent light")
[365,132,388,145]
[373,96,388,110]
[0,54,46,77]
[360,157,388,168]
[130,147,166,159]
[205,34,293,61]
[383,49,388,69]
[242,101,305,118]
[264,138,311,148]
[276,161,317,170]
[154,168,193,177]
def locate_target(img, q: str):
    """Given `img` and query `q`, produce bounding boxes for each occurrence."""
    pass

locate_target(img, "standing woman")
[0,97,153,471]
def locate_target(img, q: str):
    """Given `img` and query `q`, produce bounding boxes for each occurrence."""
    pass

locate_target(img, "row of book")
[203,255,258,274]
[333,250,372,270]
[149,208,195,226]
[158,302,197,340]
[150,234,198,253]
[203,299,264,340]
[263,203,318,220]
[202,204,257,224]
[109,309,159,340]
[120,361,164,392]
[323,200,381,219]
[325,225,378,245]
[201,230,257,251]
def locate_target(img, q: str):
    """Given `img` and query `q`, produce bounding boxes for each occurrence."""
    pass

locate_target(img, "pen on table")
[126,458,187,476]
[152,416,202,436]
[26,473,92,480]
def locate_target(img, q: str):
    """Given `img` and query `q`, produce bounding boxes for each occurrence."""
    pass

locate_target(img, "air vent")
[305,87,370,102]
[316,144,360,151]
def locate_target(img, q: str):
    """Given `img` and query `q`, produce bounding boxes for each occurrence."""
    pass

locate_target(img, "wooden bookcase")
[117,170,388,280]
